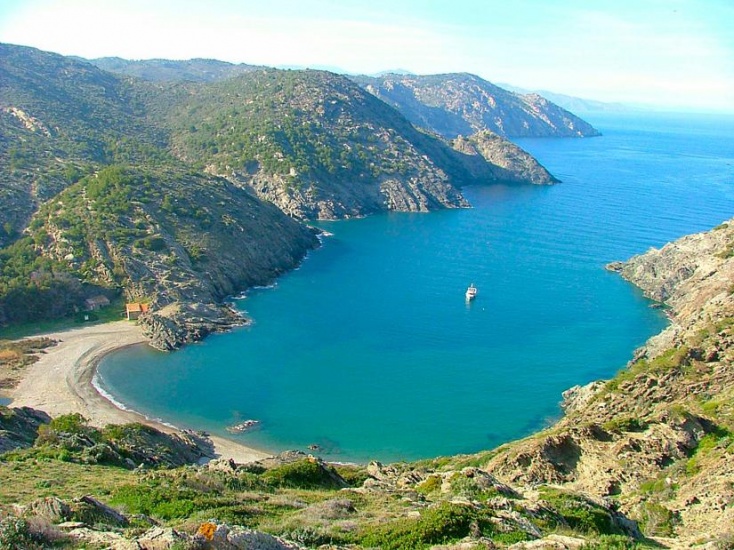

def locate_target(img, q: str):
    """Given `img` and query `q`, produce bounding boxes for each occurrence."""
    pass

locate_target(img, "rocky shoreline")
[481,218,734,545]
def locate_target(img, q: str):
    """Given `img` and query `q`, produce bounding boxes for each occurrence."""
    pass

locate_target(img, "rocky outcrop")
[140,302,245,351]
[481,218,734,545]
[0,406,51,453]
[451,131,558,185]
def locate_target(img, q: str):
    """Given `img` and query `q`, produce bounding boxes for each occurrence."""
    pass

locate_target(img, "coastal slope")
[479,219,734,543]
[352,72,601,139]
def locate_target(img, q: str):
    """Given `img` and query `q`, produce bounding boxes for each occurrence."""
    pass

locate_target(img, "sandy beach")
[8,320,269,464]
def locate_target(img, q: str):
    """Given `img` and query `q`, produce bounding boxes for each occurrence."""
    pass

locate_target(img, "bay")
[98,111,734,463]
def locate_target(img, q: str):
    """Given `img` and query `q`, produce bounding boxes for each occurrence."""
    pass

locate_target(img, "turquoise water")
[98,112,734,463]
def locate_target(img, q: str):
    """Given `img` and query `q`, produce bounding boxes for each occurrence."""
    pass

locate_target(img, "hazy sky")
[1,0,732,112]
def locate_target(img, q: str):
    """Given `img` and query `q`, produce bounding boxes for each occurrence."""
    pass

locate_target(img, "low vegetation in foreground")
[0,410,670,549]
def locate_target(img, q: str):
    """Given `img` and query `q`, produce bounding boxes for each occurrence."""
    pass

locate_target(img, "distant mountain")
[90,58,600,140]
[88,57,260,83]
[498,83,631,113]
[351,73,601,139]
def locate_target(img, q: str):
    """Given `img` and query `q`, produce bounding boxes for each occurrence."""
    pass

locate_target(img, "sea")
[97,111,734,463]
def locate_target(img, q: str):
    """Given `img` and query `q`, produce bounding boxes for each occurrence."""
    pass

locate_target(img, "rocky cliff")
[161,69,558,220]
[451,131,558,185]
[353,73,601,139]
[478,219,734,545]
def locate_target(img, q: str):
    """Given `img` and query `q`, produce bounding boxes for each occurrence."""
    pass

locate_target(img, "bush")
[637,502,677,537]
[357,502,484,549]
[0,516,40,549]
[134,235,167,251]
[262,459,343,489]
[49,413,90,435]
[539,487,623,536]
[111,484,198,519]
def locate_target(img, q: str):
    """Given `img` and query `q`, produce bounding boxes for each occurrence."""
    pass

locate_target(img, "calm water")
[98,112,734,463]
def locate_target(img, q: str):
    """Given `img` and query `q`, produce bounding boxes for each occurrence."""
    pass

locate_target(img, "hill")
[87,57,601,140]
[352,72,601,139]
[498,83,632,113]
[159,68,556,219]
[89,56,261,82]
[0,43,168,248]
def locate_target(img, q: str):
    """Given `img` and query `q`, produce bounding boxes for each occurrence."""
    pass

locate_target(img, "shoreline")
[7,320,269,464]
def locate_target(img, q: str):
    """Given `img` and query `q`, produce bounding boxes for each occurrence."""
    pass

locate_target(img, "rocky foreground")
[1,221,733,548]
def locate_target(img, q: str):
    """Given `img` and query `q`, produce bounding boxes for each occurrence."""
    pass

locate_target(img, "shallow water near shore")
[99,111,734,463]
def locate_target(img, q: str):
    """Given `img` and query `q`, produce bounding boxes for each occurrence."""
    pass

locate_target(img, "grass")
[0,298,128,341]
[0,458,133,505]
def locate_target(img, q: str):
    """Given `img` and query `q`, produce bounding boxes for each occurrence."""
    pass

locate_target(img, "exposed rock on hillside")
[164,70,561,219]
[353,73,601,139]
[451,131,557,185]
[481,219,734,545]
[0,406,51,453]
[22,167,319,349]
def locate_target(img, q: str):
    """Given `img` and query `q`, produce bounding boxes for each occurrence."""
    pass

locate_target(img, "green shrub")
[416,475,442,495]
[581,534,641,549]
[539,487,623,536]
[49,413,91,435]
[332,464,370,487]
[134,235,167,251]
[603,417,648,433]
[637,502,677,537]
[111,484,198,519]
[262,459,343,489]
[358,502,481,550]
[0,516,39,549]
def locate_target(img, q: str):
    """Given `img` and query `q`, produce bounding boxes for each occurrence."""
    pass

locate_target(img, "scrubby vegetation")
[0,408,654,548]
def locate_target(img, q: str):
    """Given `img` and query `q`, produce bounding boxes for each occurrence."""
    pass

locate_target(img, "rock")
[26,496,71,523]
[207,457,239,472]
[561,381,606,414]
[71,495,128,527]
[509,534,587,549]
[194,522,305,549]
[0,406,52,453]
[135,526,187,550]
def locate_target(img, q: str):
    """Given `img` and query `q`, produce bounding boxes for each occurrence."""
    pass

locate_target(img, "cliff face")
[480,220,734,544]
[353,73,601,139]
[451,131,558,185]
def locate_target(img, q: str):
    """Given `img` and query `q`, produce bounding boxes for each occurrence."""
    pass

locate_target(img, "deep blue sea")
[98,111,734,463]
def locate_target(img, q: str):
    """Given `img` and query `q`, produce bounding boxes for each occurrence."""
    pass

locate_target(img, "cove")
[98,112,734,463]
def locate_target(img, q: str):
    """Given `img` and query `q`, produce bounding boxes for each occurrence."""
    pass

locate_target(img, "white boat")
[465,283,478,301]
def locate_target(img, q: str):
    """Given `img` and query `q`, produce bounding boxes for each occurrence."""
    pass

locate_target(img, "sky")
[1,0,733,113]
